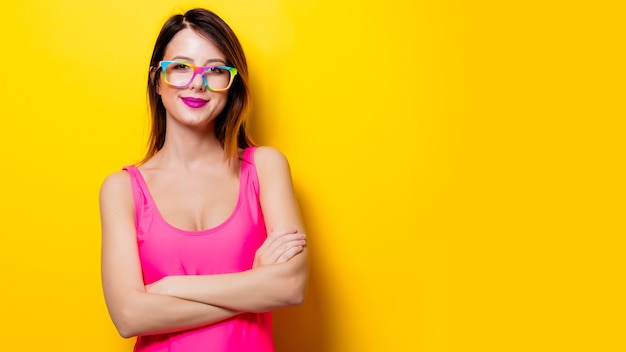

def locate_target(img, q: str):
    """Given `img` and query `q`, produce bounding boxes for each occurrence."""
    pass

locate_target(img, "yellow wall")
[0,0,623,351]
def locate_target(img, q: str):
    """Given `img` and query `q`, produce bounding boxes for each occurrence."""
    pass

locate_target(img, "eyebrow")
[170,56,227,65]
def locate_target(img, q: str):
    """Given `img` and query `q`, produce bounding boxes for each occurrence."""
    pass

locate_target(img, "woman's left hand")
[253,228,307,268]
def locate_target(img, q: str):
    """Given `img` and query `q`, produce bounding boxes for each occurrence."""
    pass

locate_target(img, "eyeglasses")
[158,61,238,92]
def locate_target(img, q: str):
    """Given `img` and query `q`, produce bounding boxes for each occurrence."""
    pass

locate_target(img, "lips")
[181,97,209,108]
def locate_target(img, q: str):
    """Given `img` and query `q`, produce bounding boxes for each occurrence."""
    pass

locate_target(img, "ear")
[150,67,161,95]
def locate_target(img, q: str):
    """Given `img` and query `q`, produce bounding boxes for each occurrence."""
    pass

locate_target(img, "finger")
[275,245,304,264]
[264,234,306,260]
[257,228,294,252]
[256,228,298,254]
[267,238,306,264]
[255,230,305,266]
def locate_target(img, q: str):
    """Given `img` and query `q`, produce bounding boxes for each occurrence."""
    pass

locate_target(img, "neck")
[155,120,226,170]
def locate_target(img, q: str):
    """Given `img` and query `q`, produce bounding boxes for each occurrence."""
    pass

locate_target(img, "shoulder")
[252,146,290,171]
[99,170,133,205]
[252,146,294,191]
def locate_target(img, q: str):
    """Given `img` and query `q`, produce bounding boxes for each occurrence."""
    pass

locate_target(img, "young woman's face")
[159,28,230,129]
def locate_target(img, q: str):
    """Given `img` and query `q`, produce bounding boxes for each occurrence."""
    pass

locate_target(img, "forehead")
[163,27,226,62]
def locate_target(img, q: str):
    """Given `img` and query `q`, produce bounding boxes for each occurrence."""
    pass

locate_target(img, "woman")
[99,8,308,351]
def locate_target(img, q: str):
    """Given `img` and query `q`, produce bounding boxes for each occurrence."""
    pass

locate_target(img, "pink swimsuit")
[123,147,274,352]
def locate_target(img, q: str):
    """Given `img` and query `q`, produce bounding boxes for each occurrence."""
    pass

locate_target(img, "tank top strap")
[241,147,260,198]
[242,146,256,164]
[122,165,151,229]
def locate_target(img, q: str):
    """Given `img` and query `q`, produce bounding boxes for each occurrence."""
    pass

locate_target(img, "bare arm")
[100,171,240,338]
[146,147,309,312]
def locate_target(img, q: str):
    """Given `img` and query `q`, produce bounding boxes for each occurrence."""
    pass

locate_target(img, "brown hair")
[142,8,254,164]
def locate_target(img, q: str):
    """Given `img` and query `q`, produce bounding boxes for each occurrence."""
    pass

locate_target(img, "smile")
[181,97,209,108]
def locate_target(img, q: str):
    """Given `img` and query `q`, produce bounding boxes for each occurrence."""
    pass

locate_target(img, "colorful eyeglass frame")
[159,61,238,92]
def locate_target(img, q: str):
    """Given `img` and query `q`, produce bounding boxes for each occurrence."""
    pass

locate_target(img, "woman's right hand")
[253,228,307,268]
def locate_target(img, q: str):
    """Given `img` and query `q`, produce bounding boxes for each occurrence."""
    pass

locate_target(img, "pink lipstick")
[181,97,208,108]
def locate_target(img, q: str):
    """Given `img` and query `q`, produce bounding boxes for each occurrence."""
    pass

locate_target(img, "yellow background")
[0,0,624,351]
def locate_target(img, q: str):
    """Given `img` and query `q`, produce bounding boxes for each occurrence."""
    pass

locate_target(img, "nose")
[189,69,206,91]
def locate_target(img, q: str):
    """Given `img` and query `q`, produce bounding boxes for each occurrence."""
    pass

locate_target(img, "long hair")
[142,8,254,164]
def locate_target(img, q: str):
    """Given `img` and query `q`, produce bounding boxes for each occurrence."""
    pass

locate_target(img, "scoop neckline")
[129,153,250,236]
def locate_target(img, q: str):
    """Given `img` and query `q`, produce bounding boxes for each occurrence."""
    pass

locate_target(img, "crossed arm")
[100,147,308,338]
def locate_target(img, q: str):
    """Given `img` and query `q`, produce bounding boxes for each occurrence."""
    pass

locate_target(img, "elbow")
[111,305,142,338]
[262,256,308,309]
[104,288,151,338]
[285,290,305,306]
[281,273,308,307]
[114,318,136,339]
[118,328,135,340]
[111,321,134,339]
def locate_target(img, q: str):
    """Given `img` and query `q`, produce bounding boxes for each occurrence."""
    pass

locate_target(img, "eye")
[171,63,191,71]
[208,66,227,74]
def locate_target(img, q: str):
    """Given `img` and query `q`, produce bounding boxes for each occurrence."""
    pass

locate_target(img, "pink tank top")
[123,147,274,352]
